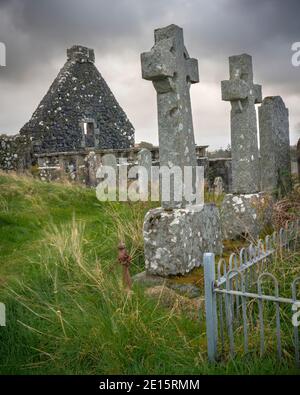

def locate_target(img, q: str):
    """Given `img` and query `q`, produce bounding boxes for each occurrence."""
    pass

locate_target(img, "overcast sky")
[0,0,299,149]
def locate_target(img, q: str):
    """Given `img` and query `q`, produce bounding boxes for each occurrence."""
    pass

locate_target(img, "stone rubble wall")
[34,147,160,186]
[34,149,230,189]
[0,136,231,191]
[144,204,223,276]
[0,134,33,172]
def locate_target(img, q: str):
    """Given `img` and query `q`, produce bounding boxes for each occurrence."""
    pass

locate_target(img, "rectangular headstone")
[137,148,152,179]
[259,96,292,195]
[221,54,262,194]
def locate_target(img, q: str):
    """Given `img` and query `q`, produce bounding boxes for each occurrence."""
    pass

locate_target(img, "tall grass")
[1,218,298,374]
[1,219,204,374]
[0,172,299,374]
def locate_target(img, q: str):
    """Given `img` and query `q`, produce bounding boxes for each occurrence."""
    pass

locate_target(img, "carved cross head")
[221,53,262,106]
[141,24,199,94]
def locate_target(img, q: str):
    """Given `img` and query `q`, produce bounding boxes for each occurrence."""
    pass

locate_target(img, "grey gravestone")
[102,153,118,174]
[221,193,273,240]
[99,153,118,188]
[213,177,223,197]
[141,25,222,276]
[137,148,152,197]
[141,24,199,209]
[259,96,292,196]
[86,151,100,187]
[221,54,262,194]
[137,148,152,179]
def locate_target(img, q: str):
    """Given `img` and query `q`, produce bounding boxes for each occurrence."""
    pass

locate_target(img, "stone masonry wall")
[34,148,231,190]
[0,134,33,171]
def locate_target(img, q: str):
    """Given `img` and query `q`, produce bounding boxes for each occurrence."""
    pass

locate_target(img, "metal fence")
[204,219,300,366]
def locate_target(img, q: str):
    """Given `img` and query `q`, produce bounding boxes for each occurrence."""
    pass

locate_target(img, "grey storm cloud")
[0,0,299,148]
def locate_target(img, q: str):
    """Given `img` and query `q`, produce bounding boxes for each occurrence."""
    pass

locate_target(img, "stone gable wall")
[20,46,135,154]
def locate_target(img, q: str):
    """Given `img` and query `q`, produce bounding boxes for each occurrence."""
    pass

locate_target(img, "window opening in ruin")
[83,122,94,136]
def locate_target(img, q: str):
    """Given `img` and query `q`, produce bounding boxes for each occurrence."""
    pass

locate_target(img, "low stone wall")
[35,150,232,189]
[0,137,232,191]
[0,134,32,171]
[35,147,160,186]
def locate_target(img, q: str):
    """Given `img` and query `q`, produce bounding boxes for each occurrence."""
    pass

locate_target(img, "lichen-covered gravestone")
[220,54,272,240]
[137,148,152,198]
[137,148,152,179]
[213,177,223,197]
[102,153,118,174]
[141,24,222,276]
[85,151,101,187]
[259,96,292,196]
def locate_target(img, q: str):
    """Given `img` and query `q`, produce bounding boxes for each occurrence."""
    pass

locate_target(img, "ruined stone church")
[0,45,135,173]
[0,43,218,189]
[21,45,135,153]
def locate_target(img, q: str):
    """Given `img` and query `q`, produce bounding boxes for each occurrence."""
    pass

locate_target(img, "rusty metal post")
[118,242,132,290]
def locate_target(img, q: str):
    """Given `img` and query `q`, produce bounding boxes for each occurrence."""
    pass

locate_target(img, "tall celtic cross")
[221,54,262,194]
[141,24,199,209]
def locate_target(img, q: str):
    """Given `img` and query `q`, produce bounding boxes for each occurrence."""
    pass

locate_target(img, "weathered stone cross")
[141,24,199,208]
[221,54,262,194]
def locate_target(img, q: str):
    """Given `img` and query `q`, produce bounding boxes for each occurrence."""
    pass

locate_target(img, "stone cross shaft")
[141,24,199,209]
[221,54,262,194]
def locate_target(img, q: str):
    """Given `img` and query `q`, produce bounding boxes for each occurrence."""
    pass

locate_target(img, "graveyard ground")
[0,172,299,375]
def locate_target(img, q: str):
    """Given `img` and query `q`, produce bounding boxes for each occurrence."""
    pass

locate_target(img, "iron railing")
[204,219,300,366]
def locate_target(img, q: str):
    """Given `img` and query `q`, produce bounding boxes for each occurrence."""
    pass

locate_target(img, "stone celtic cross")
[141,24,199,208]
[221,54,262,194]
